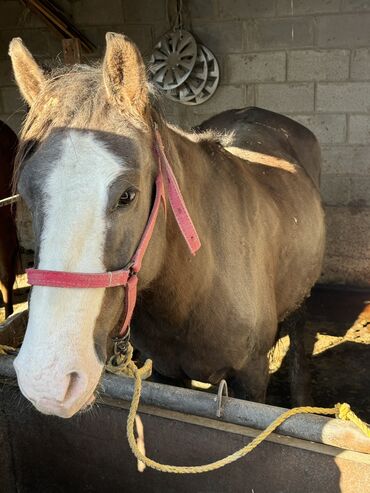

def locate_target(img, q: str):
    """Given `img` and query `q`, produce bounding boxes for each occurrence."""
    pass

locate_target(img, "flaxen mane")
[14,62,233,190]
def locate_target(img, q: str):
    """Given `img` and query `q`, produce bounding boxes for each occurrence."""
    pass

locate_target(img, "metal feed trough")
[0,312,369,493]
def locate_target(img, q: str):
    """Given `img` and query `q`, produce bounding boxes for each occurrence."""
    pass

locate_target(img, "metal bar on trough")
[0,354,369,454]
[0,194,20,207]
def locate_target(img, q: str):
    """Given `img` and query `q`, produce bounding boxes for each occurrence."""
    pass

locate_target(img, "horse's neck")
[161,124,199,185]
[148,124,208,321]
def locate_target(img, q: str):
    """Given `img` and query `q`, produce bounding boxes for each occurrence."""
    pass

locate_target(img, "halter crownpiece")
[26,130,201,340]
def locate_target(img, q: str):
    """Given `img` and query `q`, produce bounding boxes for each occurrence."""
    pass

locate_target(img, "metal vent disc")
[181,45,220,106]
[164,45,209,102]
[150,30,197,91]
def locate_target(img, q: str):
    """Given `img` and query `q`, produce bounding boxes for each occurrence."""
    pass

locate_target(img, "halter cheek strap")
[26,130,201,338]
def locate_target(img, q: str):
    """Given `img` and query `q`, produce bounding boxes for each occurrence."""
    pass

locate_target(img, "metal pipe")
[1,355,369,453]
[0,194,19,207]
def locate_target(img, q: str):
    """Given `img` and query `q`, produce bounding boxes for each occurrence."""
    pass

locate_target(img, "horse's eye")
[117,188,136,207]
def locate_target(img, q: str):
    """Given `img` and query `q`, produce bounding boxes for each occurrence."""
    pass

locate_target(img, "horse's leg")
[133,349,191,388]
[150,368,191,389]
[284,302,313,406]
[0,235,17,319]
[228,353,270,402]
[0,278,14,318]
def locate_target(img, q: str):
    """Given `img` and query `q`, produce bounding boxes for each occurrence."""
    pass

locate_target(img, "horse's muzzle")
[14,356,99,418]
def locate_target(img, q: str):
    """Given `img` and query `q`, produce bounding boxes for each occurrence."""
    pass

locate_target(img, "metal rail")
[0,194,20,208]
[0,354,369,454]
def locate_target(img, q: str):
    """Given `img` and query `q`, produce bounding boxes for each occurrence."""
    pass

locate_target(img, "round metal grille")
[164,45,209,102]
[181,45,220,106]
[163,45,220,106]
[150,30,197,91]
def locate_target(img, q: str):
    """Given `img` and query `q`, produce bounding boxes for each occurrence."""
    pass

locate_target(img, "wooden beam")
[62,38,81,65]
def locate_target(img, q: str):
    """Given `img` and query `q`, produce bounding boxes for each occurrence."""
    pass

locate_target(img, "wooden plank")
[62,38,81,65]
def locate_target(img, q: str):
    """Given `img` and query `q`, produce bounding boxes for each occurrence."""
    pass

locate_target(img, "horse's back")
[196,106,321,189]
[196,107,325,320]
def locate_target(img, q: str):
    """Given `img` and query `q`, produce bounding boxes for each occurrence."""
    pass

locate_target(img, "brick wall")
[0,0,369,286]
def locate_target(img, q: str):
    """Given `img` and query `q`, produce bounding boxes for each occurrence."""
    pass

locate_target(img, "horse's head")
[9,33,167,417]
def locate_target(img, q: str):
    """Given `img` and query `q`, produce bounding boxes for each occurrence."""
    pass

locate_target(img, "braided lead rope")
[125,358,370,474]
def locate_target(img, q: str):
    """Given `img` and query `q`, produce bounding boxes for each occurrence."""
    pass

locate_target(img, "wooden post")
[62,38,81,65]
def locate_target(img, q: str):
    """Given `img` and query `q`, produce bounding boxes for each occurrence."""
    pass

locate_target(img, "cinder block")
[192,21,243,53]
[320,174,351,205]
[77,27,102,56]
[322,254,370,286]
[277,0,341,15]
[351,48,370,80]
[245,17,314,51]
[161,102,212,130]
[256,83,314,112]
[1,86,24,114]
[317,82,370,112]
[47,30,69,58]
[341,0,370,12]
[75,25,151,57]
[0,60,14,86]
[288,50,349,81]
[350,176,370,205]
[320,145,370,174]
[189,0,218,19]
[324,206,370,262]
[219,0,275,19]
[73,0,124,25]
[348,115,370,143]
[292,114,346,144]
[0,29,50,59]
[0,1,23,28]
[225,52,286,83]
[246,84,255,106]
[123,0,166,22]
[191,85,245,115]
[316,14,370,47]
[0,112,24,134]
[127,25,153,55]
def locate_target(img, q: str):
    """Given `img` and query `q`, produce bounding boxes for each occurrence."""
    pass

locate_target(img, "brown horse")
[0,121,18,318]
[9,33,325,418]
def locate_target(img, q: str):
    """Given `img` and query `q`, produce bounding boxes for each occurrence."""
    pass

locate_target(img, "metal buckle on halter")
[108,328,132,369]
[112,326,131,357]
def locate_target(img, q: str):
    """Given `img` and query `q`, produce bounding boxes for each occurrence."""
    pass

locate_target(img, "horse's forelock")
[13,63,158,192]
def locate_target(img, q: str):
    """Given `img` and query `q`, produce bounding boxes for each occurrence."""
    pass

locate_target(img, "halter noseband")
[26,129,201,341]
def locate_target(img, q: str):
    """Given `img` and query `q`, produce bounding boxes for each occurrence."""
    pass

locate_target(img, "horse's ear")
[103,32,148,116]
[9,38,45,106]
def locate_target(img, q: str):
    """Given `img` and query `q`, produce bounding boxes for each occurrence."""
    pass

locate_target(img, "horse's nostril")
[64,371,85,403]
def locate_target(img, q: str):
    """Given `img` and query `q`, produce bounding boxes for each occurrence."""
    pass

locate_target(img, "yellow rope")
[336,402,370,438]
[125,357,370,474]
[105,343,135,377]
[0,344,17,355]
[1,342,369,473]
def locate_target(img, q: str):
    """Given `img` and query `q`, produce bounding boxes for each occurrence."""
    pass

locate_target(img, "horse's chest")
[131,310,264,382]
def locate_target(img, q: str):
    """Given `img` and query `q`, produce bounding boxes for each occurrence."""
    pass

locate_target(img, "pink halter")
[26,129,201,339]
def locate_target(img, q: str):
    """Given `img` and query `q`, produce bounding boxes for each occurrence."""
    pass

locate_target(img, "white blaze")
[14,131,123,417]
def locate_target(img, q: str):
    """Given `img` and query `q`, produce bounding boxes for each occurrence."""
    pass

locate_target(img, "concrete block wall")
[0,0,369,286]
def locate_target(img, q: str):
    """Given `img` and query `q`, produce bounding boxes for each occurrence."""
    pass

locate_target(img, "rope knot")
[336,402,351,421]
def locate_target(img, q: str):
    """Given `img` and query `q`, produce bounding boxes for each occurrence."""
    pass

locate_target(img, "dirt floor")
[1,279,369,421]
[268,287,370,421]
